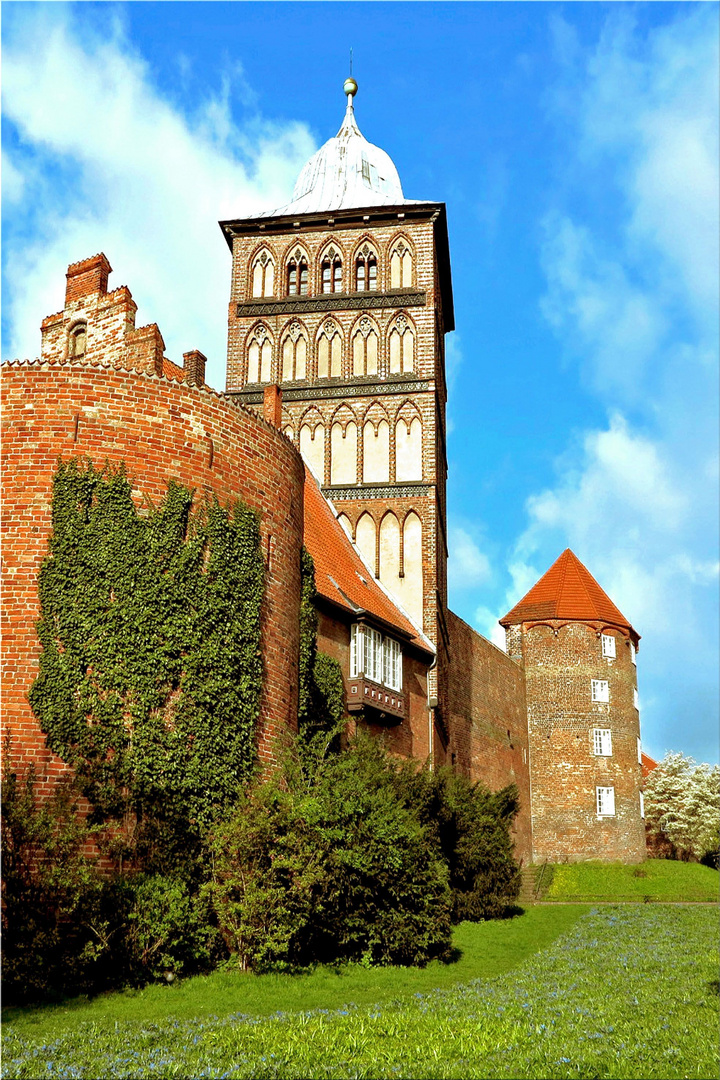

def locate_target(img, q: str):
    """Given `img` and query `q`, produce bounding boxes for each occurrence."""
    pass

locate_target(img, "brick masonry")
[1,359,305,788]
[511,621,646,863]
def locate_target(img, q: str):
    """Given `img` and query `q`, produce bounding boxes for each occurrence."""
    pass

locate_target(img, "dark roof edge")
[314,592,435,657]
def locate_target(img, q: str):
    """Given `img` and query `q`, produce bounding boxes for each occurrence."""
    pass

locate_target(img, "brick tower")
[501,549,646,863]
[220,79,454,743]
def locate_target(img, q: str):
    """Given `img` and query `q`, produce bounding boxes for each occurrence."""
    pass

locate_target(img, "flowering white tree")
[644,752,720,864]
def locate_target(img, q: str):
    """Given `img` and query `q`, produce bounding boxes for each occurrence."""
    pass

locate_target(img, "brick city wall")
[1,360,305,795]
[445,610,532,862]
[519,621,646,863]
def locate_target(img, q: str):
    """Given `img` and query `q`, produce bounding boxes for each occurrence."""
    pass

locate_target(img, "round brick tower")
[501,549,646,863]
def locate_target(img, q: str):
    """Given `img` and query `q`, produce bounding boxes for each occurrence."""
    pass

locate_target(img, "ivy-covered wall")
[1,360,305,796]
[29,462,265,851]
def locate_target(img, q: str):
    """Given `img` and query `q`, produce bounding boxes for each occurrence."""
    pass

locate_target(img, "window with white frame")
[640,790,645,819]
[593,729,613,756]
[637,737,642,764]
[601,633,616,659]
[351,624,402,691]
[591,679,609,703]
[633,687,639,710]
[383,637,402,691]
[630,642,636,665]
[596,786,615,816]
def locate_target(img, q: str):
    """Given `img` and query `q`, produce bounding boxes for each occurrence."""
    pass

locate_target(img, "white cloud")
[447,526,491,589]
[1,6,315,385]
[518,5,719,762]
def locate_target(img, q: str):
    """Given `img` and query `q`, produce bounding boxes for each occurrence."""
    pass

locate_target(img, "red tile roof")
[500,548,638,637]
[162,358,185,381]
[641,752,658,778]
[303,469,432,654]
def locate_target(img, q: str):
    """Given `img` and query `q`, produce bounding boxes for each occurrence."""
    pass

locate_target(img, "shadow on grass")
[708,979,719,995]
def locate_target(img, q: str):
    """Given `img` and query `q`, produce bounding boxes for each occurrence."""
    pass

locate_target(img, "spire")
[339,76,360,136]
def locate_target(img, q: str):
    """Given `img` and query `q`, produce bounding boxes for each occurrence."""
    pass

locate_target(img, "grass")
[542,858,719,903]
[2,905,586,1037]
[2,906,718,1079]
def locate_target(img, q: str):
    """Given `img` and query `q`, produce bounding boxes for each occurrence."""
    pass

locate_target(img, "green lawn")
[543,859,719,902]
[2,905,586,1038]
[2,906,717,1079]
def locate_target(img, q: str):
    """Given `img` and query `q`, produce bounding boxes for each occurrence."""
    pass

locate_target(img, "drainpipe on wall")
[427,652,438,771]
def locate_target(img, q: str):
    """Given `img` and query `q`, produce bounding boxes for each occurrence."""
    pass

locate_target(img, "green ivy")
[297,549,345,746]
[29,460,265,855]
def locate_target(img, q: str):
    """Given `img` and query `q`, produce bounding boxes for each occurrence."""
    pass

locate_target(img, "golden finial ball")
[344,77,358,97]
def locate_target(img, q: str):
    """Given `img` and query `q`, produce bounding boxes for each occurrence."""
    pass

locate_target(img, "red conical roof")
[500,549,638,637]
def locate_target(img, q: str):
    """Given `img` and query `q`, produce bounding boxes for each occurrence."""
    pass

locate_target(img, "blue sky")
[3,2,718,765]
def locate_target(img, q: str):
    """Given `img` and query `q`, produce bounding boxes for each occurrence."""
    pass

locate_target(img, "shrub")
[125,874,224,980]
[208,733,453,972]
[1,763,122,1003]
[396,765,521,920]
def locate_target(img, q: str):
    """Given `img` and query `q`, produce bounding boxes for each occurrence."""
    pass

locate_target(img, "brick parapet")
[1,361,305,793]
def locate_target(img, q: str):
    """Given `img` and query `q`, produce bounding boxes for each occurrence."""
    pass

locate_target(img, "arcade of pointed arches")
[247,234,415,300]
[242,311,416,385]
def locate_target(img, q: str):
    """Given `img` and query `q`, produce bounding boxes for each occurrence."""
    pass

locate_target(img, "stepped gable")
[500,548,638,636]
[303,469,432,654]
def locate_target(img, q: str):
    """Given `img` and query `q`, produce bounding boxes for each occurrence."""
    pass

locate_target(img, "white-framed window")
[640,790,645,819]
[351,623,402,691]
[591,679,609,703]
[633,687,639,710]
[383,637,402,691]
[596,786,615,816]
[630,642,636,665]
[637,736,642,765]
[601,634,616,659]
[593,729,613,756]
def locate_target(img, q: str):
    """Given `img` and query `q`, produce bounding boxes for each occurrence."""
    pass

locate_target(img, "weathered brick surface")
[1,361,305,790]
[516,621,645,863]
[446,611,532,862]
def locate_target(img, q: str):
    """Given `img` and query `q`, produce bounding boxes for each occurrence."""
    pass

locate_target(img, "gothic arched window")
[281,322,307,382]
[287,248,308,296]
[355,244,378,292]
[390,240,413,289]
[351,317,379,377]
[317,319,342,379]
[251,250,275,298]
[321,247,343,293]
[246,325,273,384]
[388,313,415,374]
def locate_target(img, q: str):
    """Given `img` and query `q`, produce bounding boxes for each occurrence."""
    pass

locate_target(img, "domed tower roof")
[256,79,418,217]
[500,548,640,641]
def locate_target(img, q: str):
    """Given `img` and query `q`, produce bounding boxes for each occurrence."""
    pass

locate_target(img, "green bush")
[1,764,122,1003]
[396,765,521,920]
[125,874,224,980]
[208,733,453,972]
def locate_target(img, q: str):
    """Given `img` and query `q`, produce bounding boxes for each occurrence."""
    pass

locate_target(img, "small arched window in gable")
[355,244,378,292]
[251,250,275,298]
[287,248,309,296]
[321,247,343,294]
[281,322,307,382]
[68,321,87,359]
[390,240,413,289]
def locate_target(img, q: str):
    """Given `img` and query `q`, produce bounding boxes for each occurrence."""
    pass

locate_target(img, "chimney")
[183,350,207,388]
[65,254,112,305]
[263,385,283,428]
